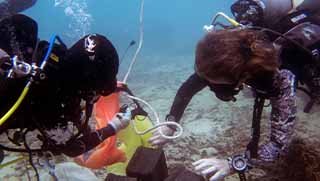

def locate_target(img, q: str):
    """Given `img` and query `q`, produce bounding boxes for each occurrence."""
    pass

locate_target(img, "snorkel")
[203,12,243,33]
[203,9,319,65]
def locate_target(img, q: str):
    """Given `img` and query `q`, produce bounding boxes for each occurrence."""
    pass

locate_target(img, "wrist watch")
[228,154,248,181]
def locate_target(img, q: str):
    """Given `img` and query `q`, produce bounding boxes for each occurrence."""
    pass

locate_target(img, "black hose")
[65,102,93,146]
[0,143,43,153]
[55,36,68,50]
[297,86,313,97]
[119,40,136,65]
[31,38,40,63]
[23,129,39,181]
[249,26,315,59]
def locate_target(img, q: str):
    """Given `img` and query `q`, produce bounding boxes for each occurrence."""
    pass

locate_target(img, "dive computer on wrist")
[228,154,248,181]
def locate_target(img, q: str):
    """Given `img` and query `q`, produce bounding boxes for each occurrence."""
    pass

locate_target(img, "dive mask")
[231,0,264,26]
[195,67,243,102]
[208,83,243,102]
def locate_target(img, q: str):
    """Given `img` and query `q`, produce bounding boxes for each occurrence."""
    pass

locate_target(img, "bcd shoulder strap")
[246,96,265,159]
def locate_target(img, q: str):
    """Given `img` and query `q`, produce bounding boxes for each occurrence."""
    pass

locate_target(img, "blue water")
[24,0,234,59]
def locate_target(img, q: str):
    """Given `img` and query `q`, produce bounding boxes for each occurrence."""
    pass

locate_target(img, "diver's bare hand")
[193,157,233,181]
[148,125,175,147]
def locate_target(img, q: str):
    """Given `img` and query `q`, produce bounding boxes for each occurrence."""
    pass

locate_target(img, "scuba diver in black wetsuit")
[147,0,320,180]
[149,28,297,181]
[0,14,131,159]
[230,0,320,112]
[0,0,37,18]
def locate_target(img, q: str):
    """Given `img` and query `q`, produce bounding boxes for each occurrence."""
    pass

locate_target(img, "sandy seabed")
[0,55,319,180]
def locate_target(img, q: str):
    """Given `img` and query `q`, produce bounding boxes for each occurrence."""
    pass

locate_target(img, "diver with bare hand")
[149,1,320,180]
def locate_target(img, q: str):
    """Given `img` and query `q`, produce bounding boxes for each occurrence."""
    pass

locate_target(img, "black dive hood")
[0,14,38,62]
[63,34,119,97]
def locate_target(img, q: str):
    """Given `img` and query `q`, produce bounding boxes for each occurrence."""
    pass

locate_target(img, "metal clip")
[7,56,32,78]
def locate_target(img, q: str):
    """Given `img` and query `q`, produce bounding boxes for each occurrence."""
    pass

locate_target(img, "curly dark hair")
[195,29,279,85]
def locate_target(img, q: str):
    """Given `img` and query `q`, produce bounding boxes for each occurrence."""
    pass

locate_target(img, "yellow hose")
[0,36,57,126]
[0,156,26,169]
[0,83,30,126]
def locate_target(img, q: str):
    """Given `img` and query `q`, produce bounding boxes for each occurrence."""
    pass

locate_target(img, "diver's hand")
[193,157,233,181]
[109,109,131,132]
[148,125,175,147]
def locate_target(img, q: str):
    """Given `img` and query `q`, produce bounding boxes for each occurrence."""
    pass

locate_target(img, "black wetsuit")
[168,73,207,122]
[0,15,119,157]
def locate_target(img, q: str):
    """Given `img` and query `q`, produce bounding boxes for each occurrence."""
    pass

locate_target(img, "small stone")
[200,147,218,157]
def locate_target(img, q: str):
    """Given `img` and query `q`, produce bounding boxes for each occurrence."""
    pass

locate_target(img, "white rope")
[121,0,183,139]
[126,95,183,140]
[122,0,144,84]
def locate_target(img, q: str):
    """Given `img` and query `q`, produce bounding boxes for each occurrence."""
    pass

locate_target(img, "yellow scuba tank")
[106,114,153,175]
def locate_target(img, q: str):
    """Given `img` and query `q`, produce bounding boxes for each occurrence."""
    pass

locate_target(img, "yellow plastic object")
[106,115,153,175]
[0,84,30,126]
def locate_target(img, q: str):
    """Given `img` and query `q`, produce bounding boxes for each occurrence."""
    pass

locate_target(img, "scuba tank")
[260,0,293,27]
[269,1,320,113]
[262,0,320,29]
[231,0,320,28]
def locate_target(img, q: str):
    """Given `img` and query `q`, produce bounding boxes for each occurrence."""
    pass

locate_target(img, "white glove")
[109,108,131,132]
[192,157,232,181]
[148,125,175,147]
